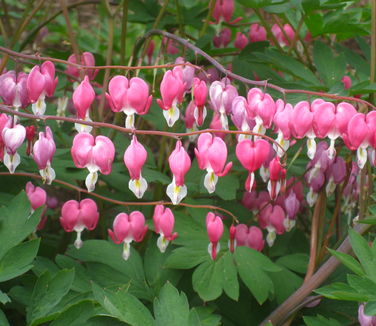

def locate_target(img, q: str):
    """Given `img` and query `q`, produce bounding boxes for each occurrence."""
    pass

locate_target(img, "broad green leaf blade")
[234,247,278,304]
[154,282,190,326]
[303,314,342,326]
[28,269,75,326]
[315,282,371,301]
[0,192,42,259]
[346,274,376,298]
[0,239,40,282]
[348,229,376,282]
[0,309,10,326]
[327,248,365,276]
[276,253,309,274]
[49,301,96,326]
[364,301,376,316]
[92,283,154,326]
[164,247,208,269]
[222,252,239,301]
[192,260,223,301]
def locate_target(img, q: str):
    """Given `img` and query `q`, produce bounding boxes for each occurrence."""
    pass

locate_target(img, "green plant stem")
[199,0,216,37]
[260,223,372,326]
[120,0,129,66]
[59,0,82,78]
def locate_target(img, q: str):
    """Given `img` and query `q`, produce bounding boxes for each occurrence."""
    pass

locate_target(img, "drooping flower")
[235,224,265,251]
[108,211,148,260]
[123,135,148,199]
[60,198,99,249]
[107,76,152,129]
[153,205,177,253]
[32,126,56,185]
[234,32,248,49]
[192,78,208,126]
[206,212,224,260]
[166,140,191,204]
[195,133,232,193]
[66,52,99,81]
[0,71,29,109]
[213,0,234,23]
[258,203,286,246]
[71,132,115,192]
[2,123,26,173]
[249,24,267,43]
[27,61,58,115]
[26,181,47,212]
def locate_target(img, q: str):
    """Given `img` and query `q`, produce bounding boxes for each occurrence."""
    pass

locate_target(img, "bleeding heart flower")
[249,23,267,43]
[234,32,248,49]
[206,212,224,260]
[0,71,29,109]
[66,52,98,81]
[108,211,148,260]
[60,198,99,249]
[235,224,265,251]
[26,181,47,212]
[2,123,26,173]
[192,78,208,126]
[258,203,286,246]
[153,205,177,253]
[71,132,115,192]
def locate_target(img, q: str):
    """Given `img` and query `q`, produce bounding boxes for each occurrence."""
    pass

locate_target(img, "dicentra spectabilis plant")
[1,1,376,324]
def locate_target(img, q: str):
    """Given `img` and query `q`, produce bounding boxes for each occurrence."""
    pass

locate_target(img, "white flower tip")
[85,171,98,192]
[163,107,180,127]
[129,177,147,199]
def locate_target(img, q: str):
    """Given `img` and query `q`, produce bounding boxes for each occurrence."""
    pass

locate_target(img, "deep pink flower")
[0,71,29,108]
[273,99,293,156]
[192,78,208,126]
[271,24,295,47]
[107,76,152,128]
[249,24,267,43]
[33,126,56,184]
[108,211,148,260]
[26,181,47,211]
[72,76,95,128]
[213,28,232,48]
[235,224,265,251]
[166,140,191,204]
[60,198,99,248]
[206,212,224,260]
[234,32,248,50]
[123,135,148,198]
[66,52,98,80]
[153,205,177,252]
[71,132,115,192]
[213,0,234,23]
[247,88,276,132]
[258,203,286,246]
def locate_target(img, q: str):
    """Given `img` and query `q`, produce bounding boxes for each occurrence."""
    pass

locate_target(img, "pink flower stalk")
[25,125,36,156]
[27,61,58,115]
[71,132,115,192]
[209,77,238,130]
[192,78,208,126]
[213,0,234,23]
[66,52,99,81]
[273,99,293,156]
[0,71,29,109]
[157,67,186,127]
[290,101,317,159]
[246,88,276,135]
[153,205,177,252]
[166,141,191,204]
[358,304,376,326]
[236,139,270,191]
[33,126,56,184]
[213,28,232,48]
[235,224,265,251]
[258,203,286,246]
[60,198,99,249]
[342,76,352,90]
[234,32,248,50]
[195,133,232,193]
[175,57,196,92]
[249,24,267,43]
[26,181,47,212]
[107,76,152,129]
[108,211,148,260]
[268,156,285,200]
[313,101,357,159]
[206,212,224,260]
[271,24,295,47]
[231,96,255,142]
[72,76,96,132]
[123,135,148,199]
[2,122,26,173]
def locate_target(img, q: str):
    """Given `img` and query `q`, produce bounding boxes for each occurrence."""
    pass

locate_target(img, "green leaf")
[0,192,42,259]
[303,314,342,326]
[49,301,96,326]
[315,282,370,301]
[358,218,376,225]
[194,307,221,326]
[276,253,309,274]
[313,41,346,87]
[164,247,208,269]
[0,309,10,326]
[222,252,239,301]
[154,282,190,326]
[348,229,376,282]
[27,269,75,326]
[234,247,279,304]
[327,248,364,276]
[0,238,40,282]
[346,274,376,298]
[215,174,239,200]
[92,283,154,326]
[192,260,223,301]
[364,301,376,316]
